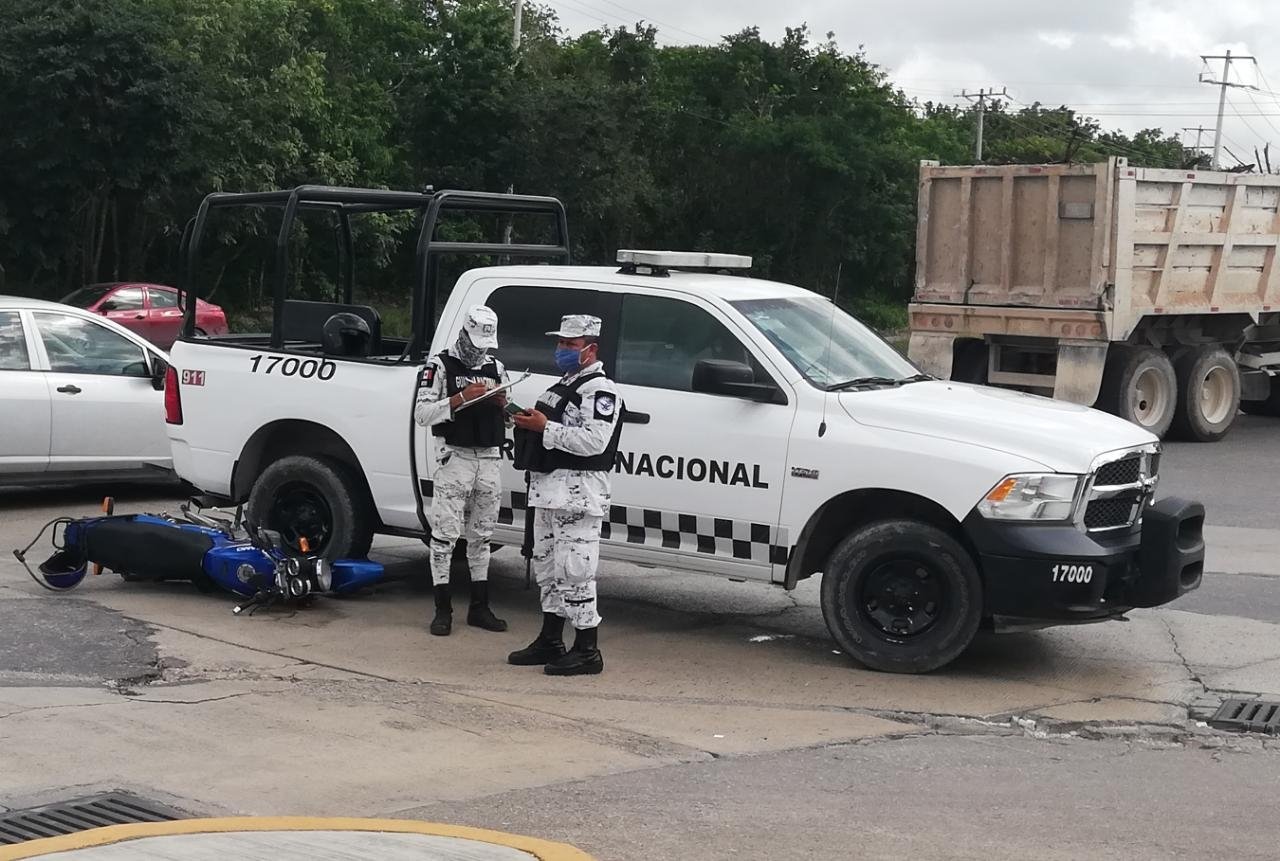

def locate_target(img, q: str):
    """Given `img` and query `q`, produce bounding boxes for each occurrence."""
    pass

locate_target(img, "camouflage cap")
[545,314,602,339]
[462,305,499,349]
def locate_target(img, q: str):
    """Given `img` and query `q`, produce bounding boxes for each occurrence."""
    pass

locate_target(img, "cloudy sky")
[547,0,1280,169]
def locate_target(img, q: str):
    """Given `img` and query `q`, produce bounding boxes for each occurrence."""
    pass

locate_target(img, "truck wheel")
[1095,345,1176,438]
[820,520,982,674]
[1241,376,1280,416]
[1170,345,1240,442]
[247,455,375,559]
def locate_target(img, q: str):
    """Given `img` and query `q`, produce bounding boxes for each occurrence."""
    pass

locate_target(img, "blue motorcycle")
[13,498,385,615]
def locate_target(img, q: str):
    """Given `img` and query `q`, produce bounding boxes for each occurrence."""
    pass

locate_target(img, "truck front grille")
[1084,492,1144,530]
[1094,454,1141,487]
[1081,447,1158,533]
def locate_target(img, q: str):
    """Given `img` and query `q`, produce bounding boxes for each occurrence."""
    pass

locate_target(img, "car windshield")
[61,285,117,308]
[731,295,920,389]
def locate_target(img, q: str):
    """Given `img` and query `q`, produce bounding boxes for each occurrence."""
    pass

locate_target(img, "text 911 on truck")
[161,185,1206,673]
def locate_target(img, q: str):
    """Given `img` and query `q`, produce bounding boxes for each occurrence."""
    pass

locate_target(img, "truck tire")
[1095,345,1176,438]
[1170,345,1240,442]
[1241,376,1280,416]
[820,520,983,674]
[247,455,375,560]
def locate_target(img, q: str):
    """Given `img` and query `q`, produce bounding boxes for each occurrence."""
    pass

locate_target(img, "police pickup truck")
[164,187,1205,673]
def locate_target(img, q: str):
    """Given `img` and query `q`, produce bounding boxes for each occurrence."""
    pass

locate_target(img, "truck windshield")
[731,295,919,389]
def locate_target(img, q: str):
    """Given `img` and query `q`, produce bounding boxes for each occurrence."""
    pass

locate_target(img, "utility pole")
[503,0,524,247]
[956,87,1008,162]
[1181,126,1211,164]
[1200,50,1258,169]
[1182,126,1209,153]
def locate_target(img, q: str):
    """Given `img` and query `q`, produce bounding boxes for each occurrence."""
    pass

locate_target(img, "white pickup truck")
[164,187,1205,673]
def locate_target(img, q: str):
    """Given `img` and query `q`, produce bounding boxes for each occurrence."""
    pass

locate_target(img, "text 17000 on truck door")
[165,252,1205,673]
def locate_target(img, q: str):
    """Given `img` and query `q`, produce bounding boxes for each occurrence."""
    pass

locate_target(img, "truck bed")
[912,158,1280,341]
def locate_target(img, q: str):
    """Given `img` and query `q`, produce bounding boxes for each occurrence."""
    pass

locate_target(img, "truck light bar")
[616,249,753,275]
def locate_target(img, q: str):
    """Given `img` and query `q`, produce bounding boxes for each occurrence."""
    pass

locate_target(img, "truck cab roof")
[459,265,817,304]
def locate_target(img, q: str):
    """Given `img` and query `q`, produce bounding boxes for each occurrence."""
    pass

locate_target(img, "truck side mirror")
[692,359,785,404]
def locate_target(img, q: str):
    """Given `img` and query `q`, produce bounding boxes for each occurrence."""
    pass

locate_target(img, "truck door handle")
[56,384,82,395]
[622,408,650,425]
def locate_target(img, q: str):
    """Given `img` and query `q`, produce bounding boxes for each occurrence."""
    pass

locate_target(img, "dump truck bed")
[911,158,1280,342]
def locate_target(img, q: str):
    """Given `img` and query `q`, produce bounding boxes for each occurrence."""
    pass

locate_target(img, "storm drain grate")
[0,792,185,845]
[1209,698,1280,734]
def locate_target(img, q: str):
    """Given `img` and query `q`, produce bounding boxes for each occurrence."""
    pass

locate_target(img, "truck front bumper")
[962,497,1205,630]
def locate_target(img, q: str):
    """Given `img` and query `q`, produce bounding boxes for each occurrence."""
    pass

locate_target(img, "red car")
[62,282,229,349]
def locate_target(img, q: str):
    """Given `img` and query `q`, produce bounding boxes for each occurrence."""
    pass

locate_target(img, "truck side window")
[617,294,763,392]
[0,311,31,370]
[486,285,608,375]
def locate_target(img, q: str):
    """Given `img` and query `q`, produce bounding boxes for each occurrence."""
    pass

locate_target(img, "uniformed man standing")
[414,305,510,637]
[509,314,622,676]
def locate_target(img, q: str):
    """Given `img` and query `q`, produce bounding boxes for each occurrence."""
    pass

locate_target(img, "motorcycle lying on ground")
[12,498,386,614]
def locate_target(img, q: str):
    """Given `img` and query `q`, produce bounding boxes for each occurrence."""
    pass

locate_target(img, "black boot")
[507,613,567,665]
[545,626,603,676]
[429,585,452,636]
[467,581,508,632]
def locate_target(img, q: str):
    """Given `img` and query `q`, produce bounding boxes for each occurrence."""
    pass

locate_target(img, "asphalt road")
[1159,413,1279,529]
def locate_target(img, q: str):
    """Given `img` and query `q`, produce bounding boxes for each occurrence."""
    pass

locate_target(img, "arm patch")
[593,392,617,422]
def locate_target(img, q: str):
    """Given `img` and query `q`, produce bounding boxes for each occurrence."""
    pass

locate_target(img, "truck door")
[606,293,795,579]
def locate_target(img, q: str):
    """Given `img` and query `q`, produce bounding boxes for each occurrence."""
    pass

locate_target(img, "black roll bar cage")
[180,185,571,361]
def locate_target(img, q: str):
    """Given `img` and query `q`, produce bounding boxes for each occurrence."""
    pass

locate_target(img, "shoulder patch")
[421,365,436,387]
[593,391,617,421]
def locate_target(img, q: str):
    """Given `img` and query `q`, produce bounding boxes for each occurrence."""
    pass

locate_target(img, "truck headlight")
[977,474,1082,521]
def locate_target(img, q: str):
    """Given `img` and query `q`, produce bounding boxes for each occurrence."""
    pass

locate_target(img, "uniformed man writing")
[414,305,510,636]
[508,314,622,676]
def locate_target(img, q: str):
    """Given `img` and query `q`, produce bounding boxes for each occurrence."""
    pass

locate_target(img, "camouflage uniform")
[413,304,510,636]
[427,449,502,586]
[528,360,617,630]
[414,350,511,586]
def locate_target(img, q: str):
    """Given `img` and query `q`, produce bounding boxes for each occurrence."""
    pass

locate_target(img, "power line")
[1228,94,1275,150]
[994,109,1177,167]
[588,0,716,42]
[893,76,1208,91]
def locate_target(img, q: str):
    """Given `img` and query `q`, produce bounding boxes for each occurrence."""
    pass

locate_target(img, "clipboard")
[455,370,533,411]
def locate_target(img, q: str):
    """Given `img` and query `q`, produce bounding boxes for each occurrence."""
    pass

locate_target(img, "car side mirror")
[150,356,168,391]
[692,359,785,404]
[100,301,119,312]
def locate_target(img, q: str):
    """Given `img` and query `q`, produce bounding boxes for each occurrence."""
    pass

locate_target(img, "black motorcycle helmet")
[322,313,372,357]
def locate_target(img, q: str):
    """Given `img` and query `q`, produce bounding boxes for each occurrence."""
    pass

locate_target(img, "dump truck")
[907,157,1280,441]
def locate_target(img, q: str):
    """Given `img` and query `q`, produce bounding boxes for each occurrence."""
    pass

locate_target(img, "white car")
[0,296,173,486]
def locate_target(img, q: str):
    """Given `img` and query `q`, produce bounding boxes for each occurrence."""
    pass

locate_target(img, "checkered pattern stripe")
[419,480,790,565]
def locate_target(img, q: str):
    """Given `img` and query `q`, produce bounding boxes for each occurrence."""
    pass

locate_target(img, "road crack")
[1162,618,1208,694]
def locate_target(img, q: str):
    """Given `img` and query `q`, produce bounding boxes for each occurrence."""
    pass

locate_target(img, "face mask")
[554,347,582,374]
[454,331,487,367]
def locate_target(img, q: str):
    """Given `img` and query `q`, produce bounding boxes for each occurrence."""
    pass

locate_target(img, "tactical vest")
[513,372,624,473]
[432,352,505,449]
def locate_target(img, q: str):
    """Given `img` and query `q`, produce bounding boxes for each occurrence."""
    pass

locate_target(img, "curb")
[0,816,595,860]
